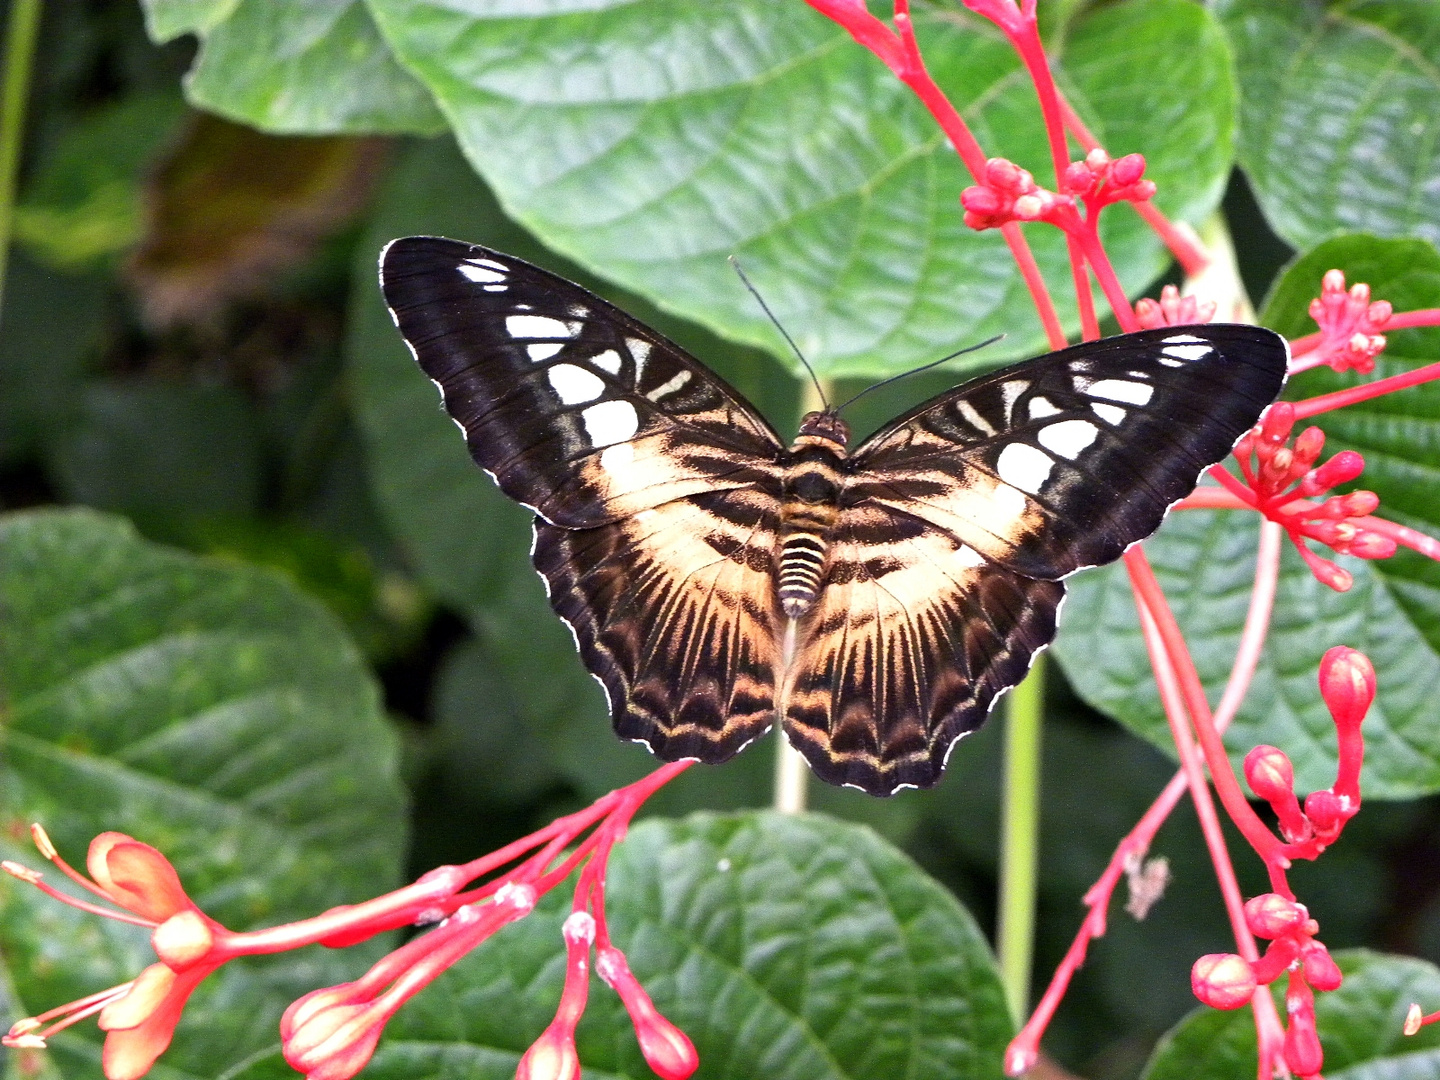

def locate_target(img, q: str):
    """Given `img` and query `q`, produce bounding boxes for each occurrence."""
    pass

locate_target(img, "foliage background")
[3,1,1440,1079]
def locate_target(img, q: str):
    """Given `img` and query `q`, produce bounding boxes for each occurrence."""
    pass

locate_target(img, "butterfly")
[380,236,1288,796]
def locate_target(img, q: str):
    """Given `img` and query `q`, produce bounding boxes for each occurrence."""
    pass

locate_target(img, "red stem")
[1292,359,1440,419]
[1056,93,1209,276]
[1124,549,1291,880]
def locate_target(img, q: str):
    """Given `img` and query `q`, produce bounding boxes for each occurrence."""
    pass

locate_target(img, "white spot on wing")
[507,314,576,340]
[1027,395,1061,420]
[1163,333,1207,344]
[1000,380,1029,420]
[459,263,506,285]
[582,400,639,446]
[996,442,1054,495]
[1158,356,1184,367]
[628,339,652,380]
[954,544,986,568]
[527,342,564,362]
[957,400,996,435]
[646,369,692,401]
[1038,419,1099,459]
[591,349,622,375]
[992,481,1029,520]
[1162,343,1213,361]
[1092,402,1127,425]
[548,363,605,405]
[1089,379,1154,405]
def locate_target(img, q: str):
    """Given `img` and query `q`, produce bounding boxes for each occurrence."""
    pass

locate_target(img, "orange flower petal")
[99,967,206,1080]
[98,964,175,1032]
[99,842,192,922]
[86,833,137,888]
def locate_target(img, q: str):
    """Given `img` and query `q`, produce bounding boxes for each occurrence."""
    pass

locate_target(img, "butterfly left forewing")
[849,325,1288,579]
[381,236,786,527]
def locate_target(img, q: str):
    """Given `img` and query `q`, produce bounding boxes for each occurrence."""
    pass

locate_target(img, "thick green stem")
[997,656,1045,1025]
[0,0,41,320]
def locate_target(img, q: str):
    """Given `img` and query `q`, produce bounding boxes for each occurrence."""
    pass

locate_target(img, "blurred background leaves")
[2,1,1440,1079]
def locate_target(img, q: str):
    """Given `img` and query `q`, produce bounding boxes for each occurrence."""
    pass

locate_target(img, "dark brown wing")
[381,236,786,526]
[848,325,1289,579]
[781,502,1062,794]
[533,489,782,763]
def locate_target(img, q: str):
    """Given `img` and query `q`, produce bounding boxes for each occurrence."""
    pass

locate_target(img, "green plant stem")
[0,0,42,321]
[997,655,1045,1025]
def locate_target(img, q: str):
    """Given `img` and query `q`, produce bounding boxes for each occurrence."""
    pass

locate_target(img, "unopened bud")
[597,947,698,1080]
[960,185,1003,214]
[1244,893,1308,939]
[517,1026,581,1080]
[1013,194,1045,219]
[1085,147,1110,170]
[1261,402,1295,445]
[1302,943,1343,991]
[1062,161,1094,194]
[1284,981,1323,1076]
[1405,1003,1425,1036]
[1112,153,1146,186]
[1293,426,1325,466]
[1310,559,1353,592]
[985,158,1028,190]
[1368,299,1393,326]
[1341,490,1379,517]
[1349,531,1397,559]
[1304,789,1345,841]
[1192,953,1256,1009]
[1245,745,1293,797]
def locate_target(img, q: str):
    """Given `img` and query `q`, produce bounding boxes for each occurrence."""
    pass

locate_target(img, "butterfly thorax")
[776,414,852,619]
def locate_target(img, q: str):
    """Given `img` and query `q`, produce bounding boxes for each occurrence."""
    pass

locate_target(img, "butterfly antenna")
[729,255,830,411]
[834,334,1006,415]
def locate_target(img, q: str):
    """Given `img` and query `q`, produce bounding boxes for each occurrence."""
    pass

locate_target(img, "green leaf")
[0,508,407,1076]
[368,0,1235,377]
[366,812,1012,1080]
[1143,951,1440,1080]
[1216,0,1440,252]
[1052,508,1440,799]
[1261,233,1440,655]
[147,0,445,135]
[13,92,189,270]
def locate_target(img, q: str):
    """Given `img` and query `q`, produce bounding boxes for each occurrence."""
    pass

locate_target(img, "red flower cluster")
[1225,402,1396,591]
[1293,269,1393,374]
[1134,283,1216,329]
[1191,647,1373,1078]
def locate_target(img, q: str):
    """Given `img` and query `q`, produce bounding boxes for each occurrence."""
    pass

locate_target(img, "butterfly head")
[797,410,850,449]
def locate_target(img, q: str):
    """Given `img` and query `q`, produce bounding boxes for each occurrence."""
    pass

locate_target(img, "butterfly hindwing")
[781,502,1064,793]
[850,326,1289,580]
[381,236,786,527]
[532,489,782,763]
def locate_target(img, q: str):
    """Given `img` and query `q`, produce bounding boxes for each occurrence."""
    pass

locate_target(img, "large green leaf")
[0,508,408,1077]
[1216,0,1440,252]
[1052,508,1440,799]
[140,0,445,135]
[1144,951,1440,1080]
[365,812,1011,1080]
[368,0,1234,377]
[1261,234,1440,654]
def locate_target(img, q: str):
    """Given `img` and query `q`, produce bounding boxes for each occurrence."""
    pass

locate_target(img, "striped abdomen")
[778,531,828,617]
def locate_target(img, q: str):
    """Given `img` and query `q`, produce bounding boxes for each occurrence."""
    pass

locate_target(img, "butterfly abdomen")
[777,434,849,618]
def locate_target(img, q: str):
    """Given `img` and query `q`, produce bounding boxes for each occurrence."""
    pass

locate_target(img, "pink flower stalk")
[515,911,595,1080]
[1134,283,1216,329]
[1290,269,1393,374]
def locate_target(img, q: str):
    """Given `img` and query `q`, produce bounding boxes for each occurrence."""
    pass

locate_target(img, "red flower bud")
[1293,426,1326,468]
[1304,789,1346,843]
[1245,894,1308,939]
[1302,943,1343,991]
[1284,978,1323,1076]
[1111,153,1146,186]
[1191,953,1256,1009]
[598,946,698,1080]
[1260,403,1295,447]
[1349,531,1397,559]
[1299,450,1365,496]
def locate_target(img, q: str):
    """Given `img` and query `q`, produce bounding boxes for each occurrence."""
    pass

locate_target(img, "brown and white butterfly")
[381,236,1288,796]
